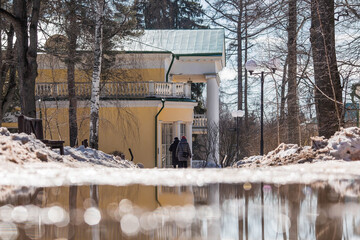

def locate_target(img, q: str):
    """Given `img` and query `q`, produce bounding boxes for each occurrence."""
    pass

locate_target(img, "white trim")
[41,100,197,109]
[205,73,220,86]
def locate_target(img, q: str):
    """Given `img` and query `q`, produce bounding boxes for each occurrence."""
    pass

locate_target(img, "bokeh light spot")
[84,207,101,226]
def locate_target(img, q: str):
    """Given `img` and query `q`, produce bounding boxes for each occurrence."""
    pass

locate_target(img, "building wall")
[37,53,168,83]
[40,100,195,168]
[37,68,165,83]
[35,53,195,168]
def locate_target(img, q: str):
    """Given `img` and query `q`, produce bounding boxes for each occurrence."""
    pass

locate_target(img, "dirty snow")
[233,127,360,168]
[0,127,360,187]
[0,127,136,168]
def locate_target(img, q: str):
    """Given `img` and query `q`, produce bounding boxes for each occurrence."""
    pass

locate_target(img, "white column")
[173,121,181,139]
[207,183,220,239]
[186,122,193,168]
[205,74,220,166]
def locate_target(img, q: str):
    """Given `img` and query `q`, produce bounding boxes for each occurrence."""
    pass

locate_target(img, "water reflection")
[0,181,359,239]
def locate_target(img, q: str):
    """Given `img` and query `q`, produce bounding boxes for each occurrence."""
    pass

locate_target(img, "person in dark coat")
[169,137,180,168]
[176,136,191,168]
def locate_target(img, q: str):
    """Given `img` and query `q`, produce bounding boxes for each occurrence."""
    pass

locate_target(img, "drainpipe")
[155,99,165,167]
[166,54,175,83]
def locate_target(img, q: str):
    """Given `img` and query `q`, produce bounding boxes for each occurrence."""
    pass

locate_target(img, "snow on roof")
[117,29,225,56]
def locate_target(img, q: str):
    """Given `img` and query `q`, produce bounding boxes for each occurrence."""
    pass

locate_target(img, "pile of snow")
[0,128,64,164]
[0,127,136,168]
[233,127,360,168]
[65,146,134,168]
[327,127,360,160]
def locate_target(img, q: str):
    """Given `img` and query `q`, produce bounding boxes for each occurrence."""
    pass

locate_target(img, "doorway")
[161,123,173,168]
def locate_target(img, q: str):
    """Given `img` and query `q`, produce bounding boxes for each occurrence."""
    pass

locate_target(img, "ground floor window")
[161,123,173,168]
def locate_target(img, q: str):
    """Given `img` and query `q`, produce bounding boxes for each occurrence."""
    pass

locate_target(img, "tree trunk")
[287,0,299,144]
[310,0,342,138]
[237,0,244,158]
[11,0,40,118]
[244,4,248,131]
[279,58,287,124]
[237,1,242,113]
[0,11,2,105]
[89,0,104,150]
[67,1,78,147]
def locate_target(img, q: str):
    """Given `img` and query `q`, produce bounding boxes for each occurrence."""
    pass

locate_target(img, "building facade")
[35,29,225,168]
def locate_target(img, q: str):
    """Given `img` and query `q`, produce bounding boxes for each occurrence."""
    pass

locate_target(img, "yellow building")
[35,29,225,168]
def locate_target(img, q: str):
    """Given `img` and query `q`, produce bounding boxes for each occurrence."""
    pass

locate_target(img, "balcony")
[193,114,207,134]
[35,81,192,100]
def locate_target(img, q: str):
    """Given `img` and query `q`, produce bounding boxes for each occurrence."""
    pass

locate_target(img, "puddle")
[0,181,359,239]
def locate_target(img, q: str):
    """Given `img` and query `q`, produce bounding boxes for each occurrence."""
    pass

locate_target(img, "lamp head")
[269,58,280,73]
[245,60,257,75]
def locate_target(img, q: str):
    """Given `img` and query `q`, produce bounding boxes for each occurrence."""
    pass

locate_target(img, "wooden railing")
[35,81,192,99]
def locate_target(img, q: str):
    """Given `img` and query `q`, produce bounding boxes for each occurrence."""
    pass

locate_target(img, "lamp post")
[245,59,279,156]
[231,110,245,161]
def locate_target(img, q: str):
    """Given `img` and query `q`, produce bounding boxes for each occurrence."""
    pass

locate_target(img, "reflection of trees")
[315,186,343,240]
[0,186,43,239]
[281,184,305,240]
[69,186,77,240]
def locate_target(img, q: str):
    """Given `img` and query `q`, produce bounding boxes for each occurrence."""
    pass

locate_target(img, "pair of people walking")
[169,136,191,168]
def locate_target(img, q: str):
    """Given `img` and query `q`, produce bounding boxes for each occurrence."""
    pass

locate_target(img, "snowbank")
[0,127,136,168]
[64,146,134,168]
[233,127,360,168]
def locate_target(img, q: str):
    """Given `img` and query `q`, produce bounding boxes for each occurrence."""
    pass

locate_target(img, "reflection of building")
[32,29,225,168]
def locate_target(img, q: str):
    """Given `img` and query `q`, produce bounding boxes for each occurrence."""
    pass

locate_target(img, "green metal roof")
[119,29,225,56]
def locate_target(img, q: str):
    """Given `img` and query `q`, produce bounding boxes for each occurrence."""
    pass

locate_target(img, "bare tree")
[0,4,17,125]
[89,0,105,150]
[0,0,41,117]
[205,0,287,156]
[310,0,343,138]
[287,0,300,144]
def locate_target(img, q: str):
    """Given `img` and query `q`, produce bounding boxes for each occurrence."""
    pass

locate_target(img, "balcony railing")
[35,81,192,99]
[193,114,207,128]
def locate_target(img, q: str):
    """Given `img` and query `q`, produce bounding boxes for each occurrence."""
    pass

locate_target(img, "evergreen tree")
[134,0,206,29]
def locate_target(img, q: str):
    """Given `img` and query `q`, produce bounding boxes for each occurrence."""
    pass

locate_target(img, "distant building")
[33,29,225,168]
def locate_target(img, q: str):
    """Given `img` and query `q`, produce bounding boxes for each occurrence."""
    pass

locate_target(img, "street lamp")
[231,110,245,161]
[245,59,279,156]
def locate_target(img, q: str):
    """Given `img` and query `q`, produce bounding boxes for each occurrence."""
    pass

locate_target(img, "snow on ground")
[1,127,360,188]
[233,127,360,168]
[1,160,360,188]
[64,146,134,168]
[0,127,136,169]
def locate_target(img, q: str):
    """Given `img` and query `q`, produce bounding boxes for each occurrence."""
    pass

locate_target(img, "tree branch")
[0,8,21,33]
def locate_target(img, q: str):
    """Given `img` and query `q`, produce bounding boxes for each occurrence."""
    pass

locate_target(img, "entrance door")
[161,123,173,168]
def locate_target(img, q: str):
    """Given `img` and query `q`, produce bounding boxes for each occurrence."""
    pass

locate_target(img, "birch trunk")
[89,0,104,150]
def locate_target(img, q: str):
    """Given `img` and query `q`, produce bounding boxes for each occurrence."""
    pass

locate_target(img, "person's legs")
[178,161,185,168]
